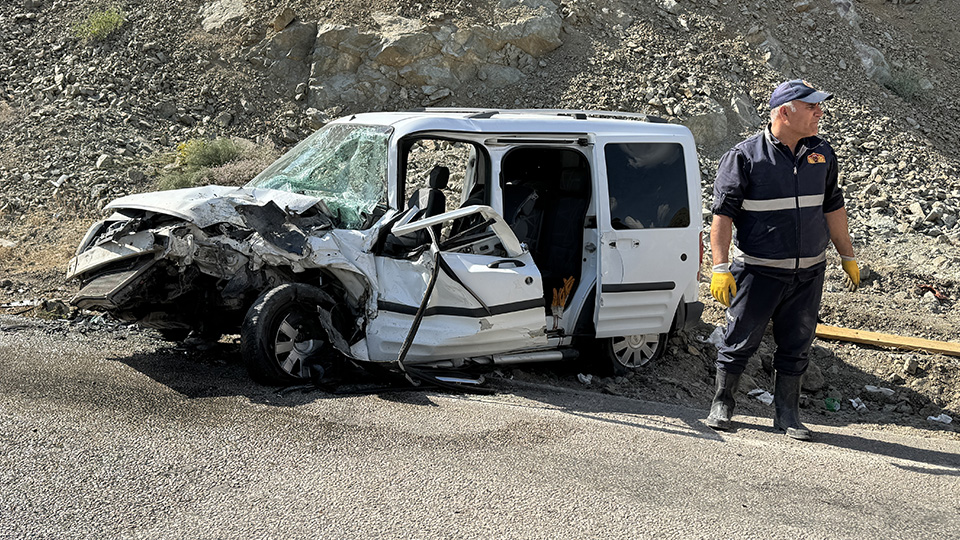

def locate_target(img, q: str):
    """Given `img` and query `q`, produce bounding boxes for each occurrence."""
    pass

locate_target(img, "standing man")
[705,80,860,440]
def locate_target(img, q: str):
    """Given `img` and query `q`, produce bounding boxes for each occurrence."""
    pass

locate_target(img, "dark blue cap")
[769,79,833,109]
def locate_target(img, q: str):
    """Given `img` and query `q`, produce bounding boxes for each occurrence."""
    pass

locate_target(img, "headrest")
[429,166,450,189]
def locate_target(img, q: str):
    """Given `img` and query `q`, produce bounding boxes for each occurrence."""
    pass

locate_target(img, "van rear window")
[604,142,690,230]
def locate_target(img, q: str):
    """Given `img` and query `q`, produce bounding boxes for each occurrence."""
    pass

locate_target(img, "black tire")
[600,333,667,376]
[241,283,334,385]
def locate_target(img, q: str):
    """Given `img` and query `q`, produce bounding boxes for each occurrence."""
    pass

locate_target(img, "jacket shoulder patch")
[807,153,826,164]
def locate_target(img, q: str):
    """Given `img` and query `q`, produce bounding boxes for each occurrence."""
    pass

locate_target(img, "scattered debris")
[824,397,841,412]
[863,385,895,397]
[916,283,949,303]
[849,397,867,412]
[748,388,773,405]
[927,413,953,425]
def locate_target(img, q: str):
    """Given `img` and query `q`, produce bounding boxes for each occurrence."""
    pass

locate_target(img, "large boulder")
[495,0,563,56]
[199,0,246,32]
[682,98,728,149]
[371,15,439,67]
[853,39,892,86]
[306,1,564,109]
[256,21,318,95]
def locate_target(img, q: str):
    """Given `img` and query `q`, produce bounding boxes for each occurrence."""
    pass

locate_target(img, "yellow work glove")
[841,256,860,292]
[710,263,737,307]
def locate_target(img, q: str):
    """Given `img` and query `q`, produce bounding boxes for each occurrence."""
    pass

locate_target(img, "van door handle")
[488,259,525,268]
[584,242,596,253]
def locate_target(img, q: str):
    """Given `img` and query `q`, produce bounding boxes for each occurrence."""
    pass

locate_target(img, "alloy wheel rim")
[611,333,660,368]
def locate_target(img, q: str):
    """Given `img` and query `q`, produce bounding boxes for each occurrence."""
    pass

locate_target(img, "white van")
[67,109,704,384]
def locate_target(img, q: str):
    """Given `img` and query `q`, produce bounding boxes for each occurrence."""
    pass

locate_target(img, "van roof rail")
[410,108,669,123]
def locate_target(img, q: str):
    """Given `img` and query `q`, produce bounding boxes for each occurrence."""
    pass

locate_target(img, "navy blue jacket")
[713,126,844,275]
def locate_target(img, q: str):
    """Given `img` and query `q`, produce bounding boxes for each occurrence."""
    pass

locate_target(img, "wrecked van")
[67,109,704,385]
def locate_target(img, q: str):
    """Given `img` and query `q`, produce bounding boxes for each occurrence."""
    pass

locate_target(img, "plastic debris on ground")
[748,388,774,405]
[864,385,895,397]
[849,397,867,411]
[927,413,953,424]
[701,327,724,347]
[577,373,593,385]
[824,397,841,411]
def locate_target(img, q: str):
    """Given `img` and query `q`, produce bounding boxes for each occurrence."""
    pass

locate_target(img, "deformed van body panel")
[366,248,547,363]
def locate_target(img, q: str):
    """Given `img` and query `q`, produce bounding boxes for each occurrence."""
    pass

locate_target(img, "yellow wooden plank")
[815,324,960,357]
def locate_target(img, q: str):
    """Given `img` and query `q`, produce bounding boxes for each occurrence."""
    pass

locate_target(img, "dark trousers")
[716,265,824,377]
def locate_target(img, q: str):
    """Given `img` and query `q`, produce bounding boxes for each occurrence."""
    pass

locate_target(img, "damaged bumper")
[66,187,379,337]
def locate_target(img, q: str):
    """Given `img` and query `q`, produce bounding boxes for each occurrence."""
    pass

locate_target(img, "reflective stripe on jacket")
[712,126,844,274]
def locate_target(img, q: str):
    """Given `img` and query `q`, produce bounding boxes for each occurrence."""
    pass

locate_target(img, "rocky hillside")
[1,0,958,435]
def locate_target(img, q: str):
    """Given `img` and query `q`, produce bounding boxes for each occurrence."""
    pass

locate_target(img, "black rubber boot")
[705,370,741,431]
[773,372,812,440]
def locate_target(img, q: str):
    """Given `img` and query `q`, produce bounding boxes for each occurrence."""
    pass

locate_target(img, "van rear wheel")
[601,333,666,375]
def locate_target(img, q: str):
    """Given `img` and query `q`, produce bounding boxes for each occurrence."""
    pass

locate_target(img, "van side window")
[604,143,690,230]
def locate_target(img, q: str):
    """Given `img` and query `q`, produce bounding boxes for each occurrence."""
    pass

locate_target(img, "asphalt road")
[1,315,959,539]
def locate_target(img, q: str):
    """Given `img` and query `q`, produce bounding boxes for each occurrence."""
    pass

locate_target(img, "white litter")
[748,388,774,405]
[927,414,953,424]
[849,397,867,411]
[576,373,593,385]
[864,385,895,397]
[701,327,725,347]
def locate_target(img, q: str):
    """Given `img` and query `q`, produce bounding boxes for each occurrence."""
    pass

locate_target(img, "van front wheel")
[241,284,333,385]
[602,333,666,375]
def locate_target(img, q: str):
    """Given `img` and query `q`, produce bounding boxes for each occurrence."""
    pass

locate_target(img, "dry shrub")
[158,137,277,190]
[206,154,278,186]
[74,6,125,42]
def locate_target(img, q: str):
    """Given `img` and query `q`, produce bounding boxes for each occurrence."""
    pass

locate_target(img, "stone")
[41,299,70,317]
[728,92,762,129]
[127,169,145,183]
[903,357,919,375]
[477,64,524,88]
[95,154,113,169]
[214,111,233,127]
[681,97,727,148]
[371,18,437,68]
[273,7,296,31]
[157,100,177,119]
[659,0,679,14]
[280,127,299,144]
[853,39,892,86]
[199,0,246,33]
[918,401,941,417]
[801,361,825,392]
[302,108,329,131]
[496,6,563,57]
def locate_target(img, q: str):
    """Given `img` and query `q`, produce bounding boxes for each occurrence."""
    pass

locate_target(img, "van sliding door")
[593,136,701,338]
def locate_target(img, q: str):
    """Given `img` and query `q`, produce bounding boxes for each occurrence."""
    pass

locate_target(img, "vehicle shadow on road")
[113,340,461,407]
[111,332,960,473]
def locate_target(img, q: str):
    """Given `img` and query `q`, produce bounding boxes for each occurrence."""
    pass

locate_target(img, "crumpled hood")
[105,185,325,228]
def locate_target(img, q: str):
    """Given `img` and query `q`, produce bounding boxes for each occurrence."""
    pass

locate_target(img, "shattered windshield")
[247,123,392,229]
